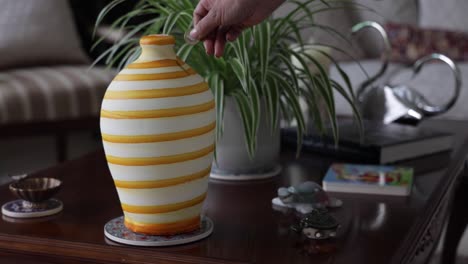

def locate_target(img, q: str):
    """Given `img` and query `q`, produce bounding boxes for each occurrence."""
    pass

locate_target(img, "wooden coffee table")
[0,120,467,264]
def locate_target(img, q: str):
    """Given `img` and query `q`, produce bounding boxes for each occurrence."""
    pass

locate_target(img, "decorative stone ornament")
[101,35,215,235]
[272,181,342,214]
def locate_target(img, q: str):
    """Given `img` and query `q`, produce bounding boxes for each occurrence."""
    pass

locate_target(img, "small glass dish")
[184,20,199,45]
[9,177,62,209]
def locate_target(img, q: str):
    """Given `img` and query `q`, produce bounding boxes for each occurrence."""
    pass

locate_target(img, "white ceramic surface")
[100,35,215,235]
[211,97,281,179]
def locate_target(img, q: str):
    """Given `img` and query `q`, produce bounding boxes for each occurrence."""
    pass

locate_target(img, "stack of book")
[281,120,453,164]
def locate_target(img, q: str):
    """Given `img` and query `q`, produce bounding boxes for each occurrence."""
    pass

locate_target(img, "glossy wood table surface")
[0,120,467,264]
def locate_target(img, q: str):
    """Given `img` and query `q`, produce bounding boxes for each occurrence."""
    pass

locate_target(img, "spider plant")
[94,0,363,157]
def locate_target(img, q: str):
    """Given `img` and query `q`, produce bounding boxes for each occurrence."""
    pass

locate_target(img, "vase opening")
[137,35,177,62]
[140,34,175,46]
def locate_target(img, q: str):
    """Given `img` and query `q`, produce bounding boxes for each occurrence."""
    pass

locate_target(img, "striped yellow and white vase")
[100,35,215,235]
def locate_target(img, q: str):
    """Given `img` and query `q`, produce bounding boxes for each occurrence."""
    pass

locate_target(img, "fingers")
[191,4,220,40]
[204,40,214,56]
[214,29,227,57]
[191,0,247,56]
[226,26,243,42]
[203,32,216,56]
[193,1,208,26]
[203,26,242,57]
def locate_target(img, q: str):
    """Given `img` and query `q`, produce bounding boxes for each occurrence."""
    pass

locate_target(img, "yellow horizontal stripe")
[115,167,211,189]
[114,68,196,81]
[122,193,206,214]
[103,82,209,99]
[140,35,176,46]
[127,58,186,69]
[106,144,215,166]
[102,122,215,143]
[125,216,200,235]
[100,100,215,119]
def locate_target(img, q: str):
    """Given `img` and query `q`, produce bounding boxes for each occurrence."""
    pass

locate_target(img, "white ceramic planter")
[100,35,215,235]
[211,97,281,180]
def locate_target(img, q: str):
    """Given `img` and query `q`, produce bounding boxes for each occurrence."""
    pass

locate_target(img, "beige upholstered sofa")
[0,0,115,161]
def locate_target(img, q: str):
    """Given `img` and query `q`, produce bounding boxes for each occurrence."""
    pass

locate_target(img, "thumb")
[190,10,221,40]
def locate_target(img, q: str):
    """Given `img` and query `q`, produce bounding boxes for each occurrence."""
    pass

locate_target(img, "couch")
[0,0,116,162]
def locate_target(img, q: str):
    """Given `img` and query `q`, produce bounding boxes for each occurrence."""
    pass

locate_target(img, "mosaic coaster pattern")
[1,199,63,218]
[104,216,213,247]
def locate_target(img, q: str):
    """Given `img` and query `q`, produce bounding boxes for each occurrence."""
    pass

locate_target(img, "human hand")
[190,0,285,57]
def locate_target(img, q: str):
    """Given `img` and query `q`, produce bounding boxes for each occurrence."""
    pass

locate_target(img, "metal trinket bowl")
[291,208,340,240]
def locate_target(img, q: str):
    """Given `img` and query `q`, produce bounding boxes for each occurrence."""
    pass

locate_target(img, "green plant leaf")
[269,69,305,156]
[90,37,136,68]
[109,41,138,68]
[265,75,280,133]
[93,0,129,38]
[273,0,315,38]
[162,12,183,34]
[248,76,261,155]
[287,49,332,117]
[177,43,196,61]
[310,42,372,80]
[291,49,335,116]
[331,79,363,138]
[241,30,252,93]
[229,58,249,93]
[213,73,225,143]
[118,46,141,69]
[319,0,331,7]
[106,17,159,64]
[92,6,153,51]
[254,22,271,91]
[276,53,300,93]
[312,77,338,143]
[312,47,357,102]
[301,79,325,135]
[232,90,255,158]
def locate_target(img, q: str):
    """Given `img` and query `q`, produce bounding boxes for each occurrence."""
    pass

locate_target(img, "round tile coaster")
[1,199,63,218]
[2,214,60,224]
[210,165,282,181]
[104,216,214,247]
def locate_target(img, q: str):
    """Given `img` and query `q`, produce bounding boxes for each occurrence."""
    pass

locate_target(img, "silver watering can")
[352,21,462,125]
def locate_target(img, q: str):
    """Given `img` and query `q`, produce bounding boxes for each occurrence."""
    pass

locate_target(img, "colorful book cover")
[323,163,413,188]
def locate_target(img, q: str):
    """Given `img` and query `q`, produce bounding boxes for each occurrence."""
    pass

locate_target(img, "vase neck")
[135,35,177,62]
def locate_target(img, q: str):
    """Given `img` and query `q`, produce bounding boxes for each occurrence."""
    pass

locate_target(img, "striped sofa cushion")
[0,65,116,124]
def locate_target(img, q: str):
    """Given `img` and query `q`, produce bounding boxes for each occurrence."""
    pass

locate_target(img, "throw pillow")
[0,0,89,70]
[385,23,468,64]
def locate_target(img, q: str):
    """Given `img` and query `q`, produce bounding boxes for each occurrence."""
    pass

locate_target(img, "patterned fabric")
[385,23,468,64]
[0,65,116,124]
